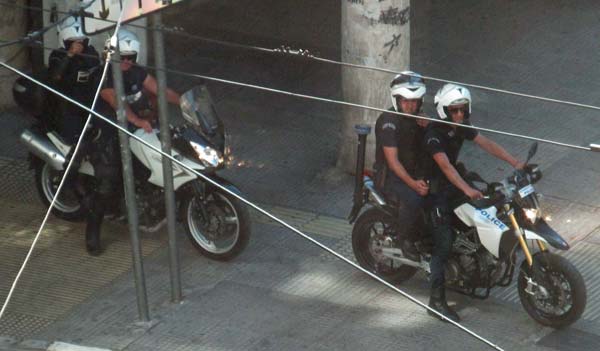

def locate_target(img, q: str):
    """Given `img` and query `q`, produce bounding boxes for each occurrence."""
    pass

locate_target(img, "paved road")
[1,0,599,350]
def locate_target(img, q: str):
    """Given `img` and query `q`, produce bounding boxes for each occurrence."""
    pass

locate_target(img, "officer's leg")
[427,202,460,322]
[383,177,423,259]
[85,133,119,255]
[60,110,89,194]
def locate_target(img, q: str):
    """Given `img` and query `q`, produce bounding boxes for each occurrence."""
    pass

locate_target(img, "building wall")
[0,1,28,109]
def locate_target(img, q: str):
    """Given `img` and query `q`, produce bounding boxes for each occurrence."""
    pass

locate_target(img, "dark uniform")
[48,45,100,143]
[374,108,428,229]
[85,65,150,254]
[423,121,478,290]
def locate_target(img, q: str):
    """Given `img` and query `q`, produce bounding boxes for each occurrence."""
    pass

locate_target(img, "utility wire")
[0,2,127,322]
[17,40,595,152]
[2,0,600,113]
[0,59,505,351]
[0,1,92,49]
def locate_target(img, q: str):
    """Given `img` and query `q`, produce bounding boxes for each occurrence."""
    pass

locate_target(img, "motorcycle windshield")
[180,85,224,151]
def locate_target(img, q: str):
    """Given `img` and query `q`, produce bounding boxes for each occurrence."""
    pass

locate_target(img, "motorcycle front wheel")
[518,252,586,328]
[182,188,250,261]
[352,207,417,284]
[35,161,86,222]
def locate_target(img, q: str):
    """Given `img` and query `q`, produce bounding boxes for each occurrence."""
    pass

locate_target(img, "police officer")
[374,71,430,258]
[48,16,100,143]
[423,84,524,322]
[85,29,181,255]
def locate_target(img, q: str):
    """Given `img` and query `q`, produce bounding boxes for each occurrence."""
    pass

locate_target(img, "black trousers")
[382,174,425,241]
[85,125,121,241]
[425,186,461,289]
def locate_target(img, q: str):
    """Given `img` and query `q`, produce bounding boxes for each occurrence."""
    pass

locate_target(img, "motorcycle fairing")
[455,203,555,258]
[524,219,569,250]
[454,203,508,258]
[129,129,204,190]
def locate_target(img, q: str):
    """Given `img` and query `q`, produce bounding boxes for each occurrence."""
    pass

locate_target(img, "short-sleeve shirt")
[423,121,479,185]
[97,65,151,118]
[374,108,427,179]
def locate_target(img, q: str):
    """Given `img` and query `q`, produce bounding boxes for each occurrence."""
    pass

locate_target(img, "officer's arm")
[48,54,71,82]
[142,75,181,105]
[99,88,146,128]
[473,134,523,168]
[383,146,416,188]
[432,152,474,195]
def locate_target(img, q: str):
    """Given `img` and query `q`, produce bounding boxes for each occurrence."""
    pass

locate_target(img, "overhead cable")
[0,4,127,322]
[2,0,600,113]
[0,59,505,351]
[9,40,596,153]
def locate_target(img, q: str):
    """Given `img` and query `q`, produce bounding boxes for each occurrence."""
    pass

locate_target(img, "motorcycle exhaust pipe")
[20,129,65,170]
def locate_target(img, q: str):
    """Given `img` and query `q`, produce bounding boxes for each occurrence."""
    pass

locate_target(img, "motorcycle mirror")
[525,142,538,165]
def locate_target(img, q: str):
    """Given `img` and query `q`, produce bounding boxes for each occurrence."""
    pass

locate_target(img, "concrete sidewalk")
[1,0,600,350]
[0,194,599,351]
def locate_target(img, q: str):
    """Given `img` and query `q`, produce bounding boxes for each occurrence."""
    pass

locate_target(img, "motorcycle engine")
[445,229,500,289]
[135,182,166,228]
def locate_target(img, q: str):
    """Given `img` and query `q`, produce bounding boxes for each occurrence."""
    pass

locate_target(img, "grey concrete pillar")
[337,0,410,173]
[0,1,28,109]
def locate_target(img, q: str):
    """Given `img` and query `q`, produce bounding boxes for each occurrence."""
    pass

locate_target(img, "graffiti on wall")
[379,6,410,26]
[383,33,402,56]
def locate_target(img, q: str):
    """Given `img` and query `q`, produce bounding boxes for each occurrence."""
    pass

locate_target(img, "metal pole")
[152,12,182,303]
[348,124,371,222]
[353,124,371,195]
[111,49,150,322]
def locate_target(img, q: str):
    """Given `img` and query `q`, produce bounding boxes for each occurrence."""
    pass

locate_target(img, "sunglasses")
[447,106,468,114]
[121,53,137,62]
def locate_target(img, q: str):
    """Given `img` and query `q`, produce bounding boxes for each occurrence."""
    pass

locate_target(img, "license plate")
[519,184,535,198]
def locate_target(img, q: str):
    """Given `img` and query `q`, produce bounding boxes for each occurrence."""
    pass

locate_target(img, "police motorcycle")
[348,125,586,328]
[14,80,250,261]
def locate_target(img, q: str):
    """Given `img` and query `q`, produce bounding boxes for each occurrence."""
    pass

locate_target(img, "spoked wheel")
[352,208,417,283]
[35,162,86,222]
[182,188,250,261]
[518,252,586,328]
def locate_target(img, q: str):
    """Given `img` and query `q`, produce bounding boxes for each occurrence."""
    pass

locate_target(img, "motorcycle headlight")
[523,208,540,224]
[190,141,223,168]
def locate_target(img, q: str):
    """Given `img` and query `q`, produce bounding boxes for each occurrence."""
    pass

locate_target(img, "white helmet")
[434,83,472,120]
[105,29,140,57]
[390,71,426,112]
[58,16,87,47]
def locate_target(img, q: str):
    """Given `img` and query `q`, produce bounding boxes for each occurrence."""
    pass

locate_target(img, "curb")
[47,342,111,351]
[0,338,112,351]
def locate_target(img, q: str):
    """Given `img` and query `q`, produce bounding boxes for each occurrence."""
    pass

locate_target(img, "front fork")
[505,204,547,267]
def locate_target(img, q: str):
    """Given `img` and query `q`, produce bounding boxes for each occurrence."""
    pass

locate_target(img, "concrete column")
[0,0,28,109]
[337,0,410,173]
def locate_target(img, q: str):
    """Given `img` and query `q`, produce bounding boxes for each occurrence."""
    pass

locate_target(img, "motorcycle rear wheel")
[182,188,250,261]
[352,208,417,284]
[518,252,586,328]
[35,161,86,222]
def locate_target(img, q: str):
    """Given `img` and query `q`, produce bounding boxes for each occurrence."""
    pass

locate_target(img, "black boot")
[85,196,105,256]
[85,222,102,256]
[428,286,460,323]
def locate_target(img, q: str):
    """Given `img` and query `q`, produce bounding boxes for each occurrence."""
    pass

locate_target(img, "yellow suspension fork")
[505,204,534,267]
